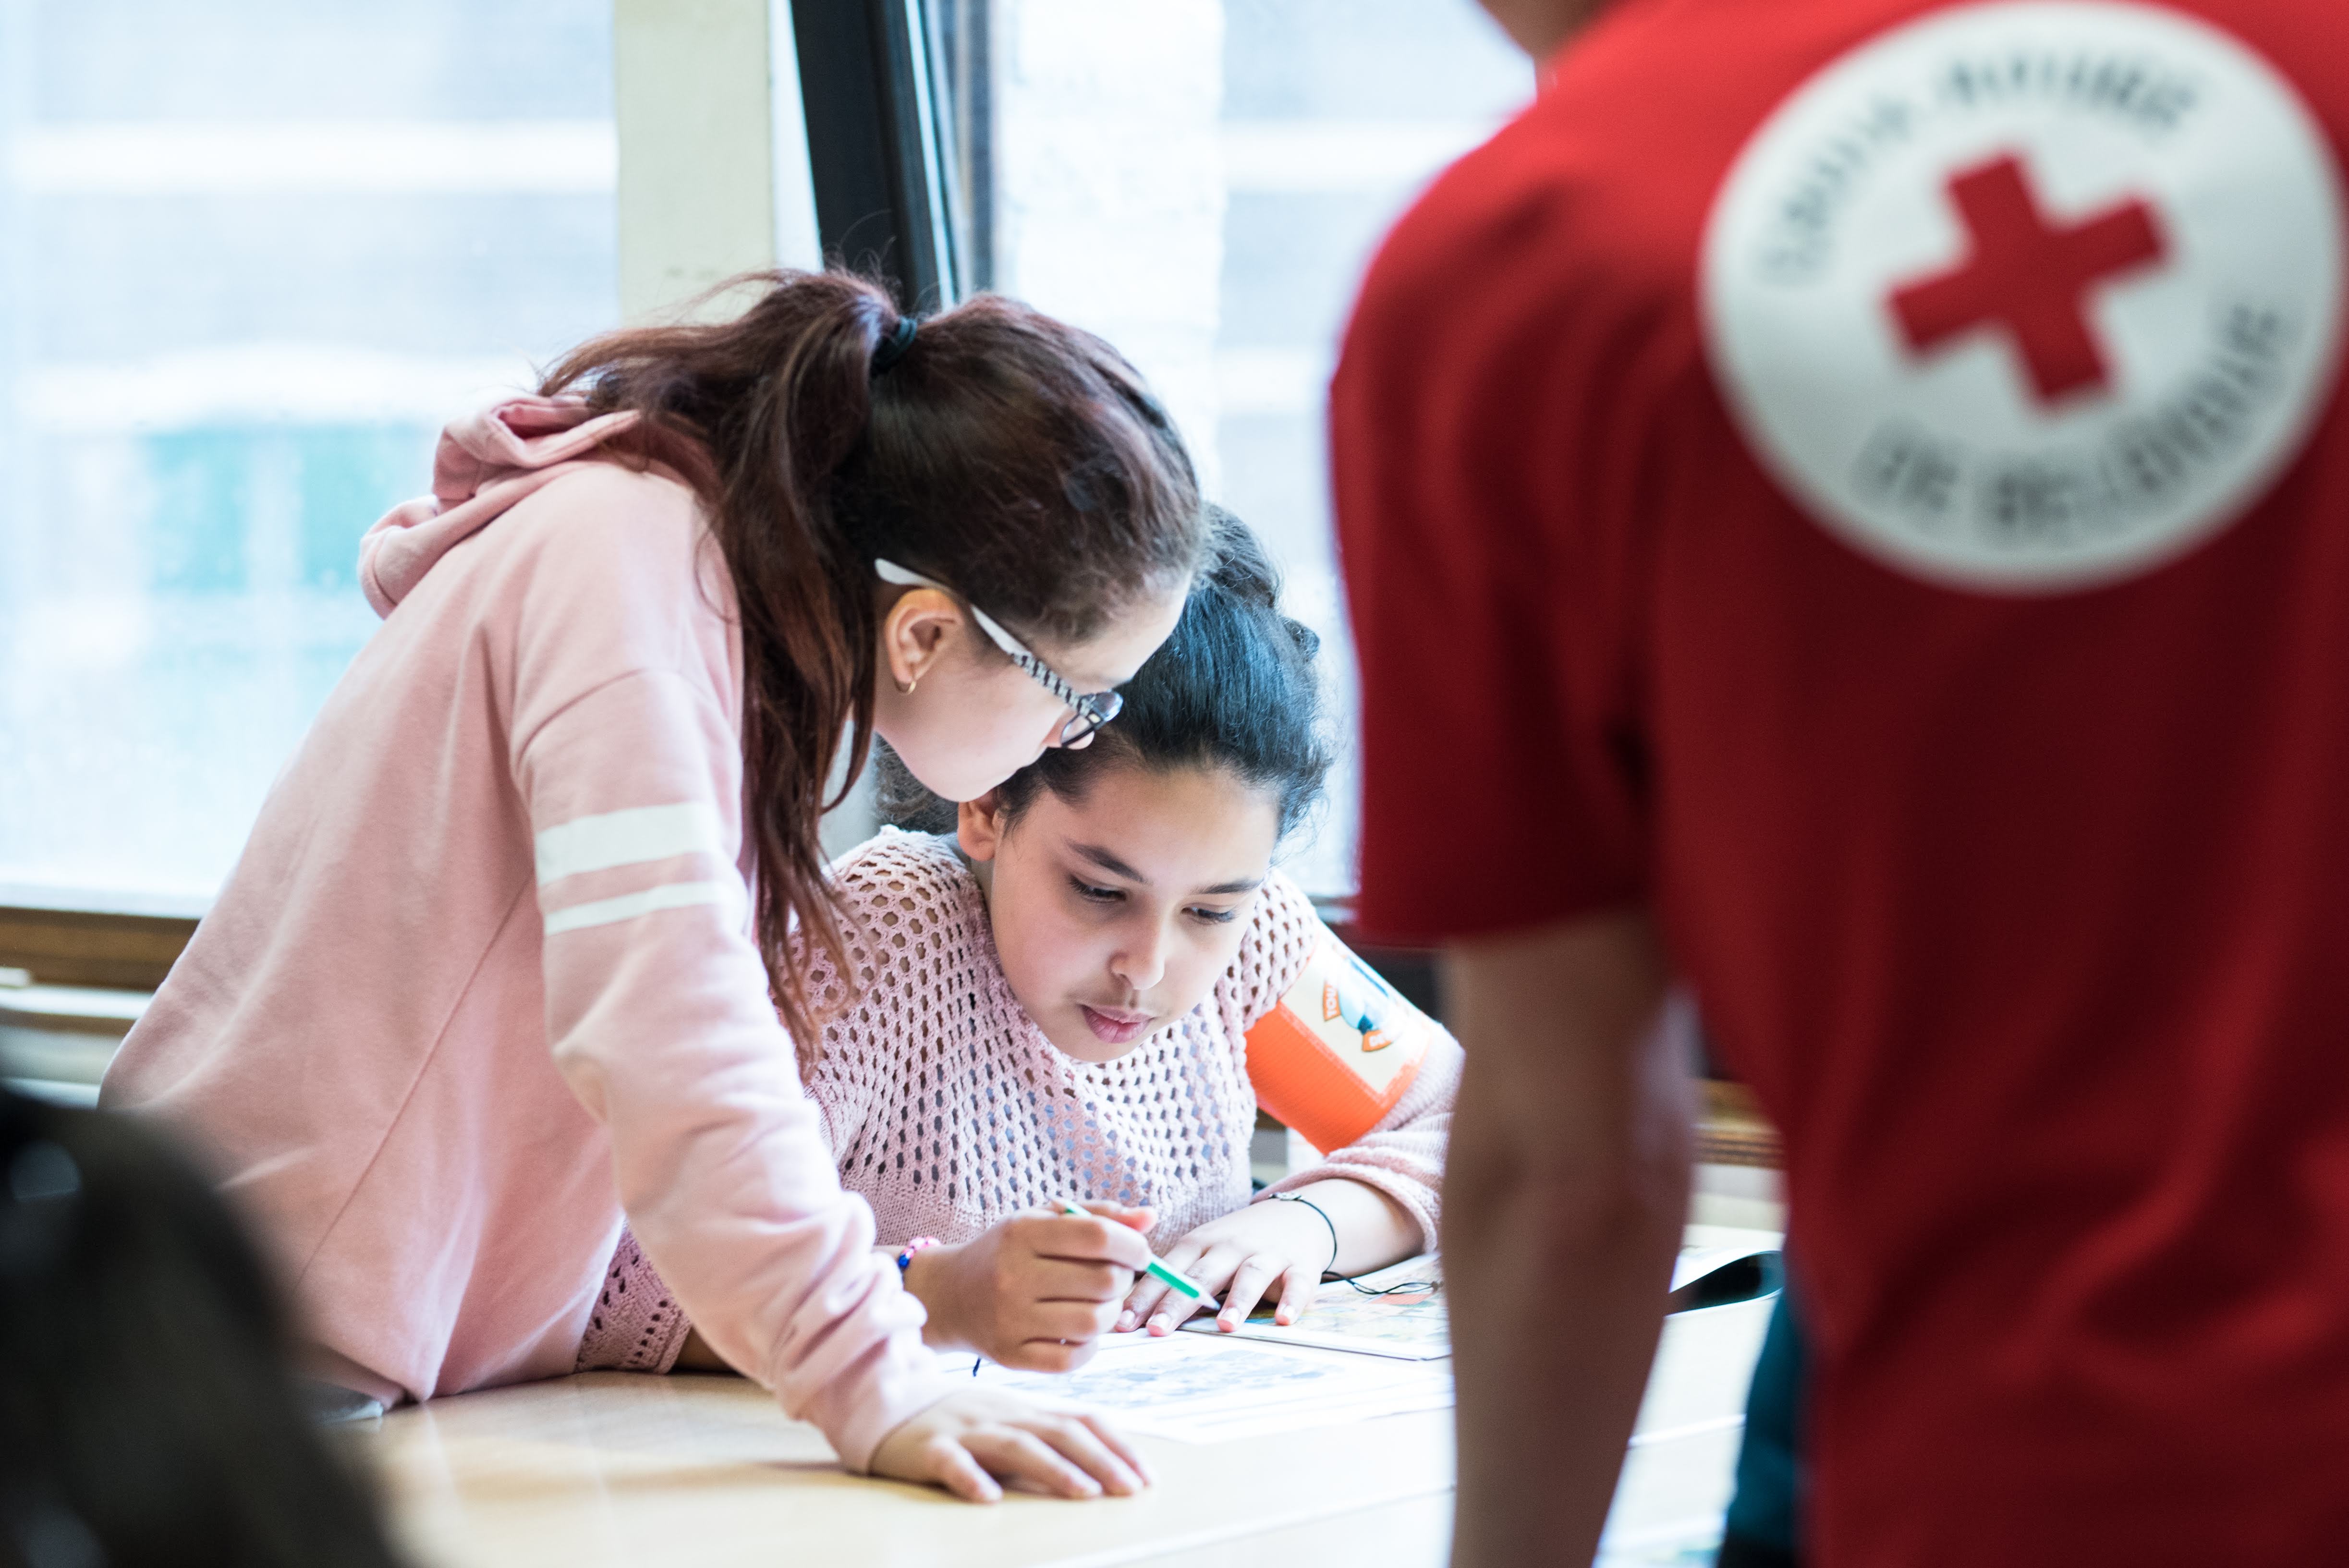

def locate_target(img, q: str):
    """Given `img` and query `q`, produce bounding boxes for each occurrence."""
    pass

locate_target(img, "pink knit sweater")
[581,828,1461,1370]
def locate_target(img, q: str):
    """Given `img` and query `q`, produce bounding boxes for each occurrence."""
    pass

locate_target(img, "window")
[2,0,1525,912]
[940,0,1532,898]
[0,0,616,903]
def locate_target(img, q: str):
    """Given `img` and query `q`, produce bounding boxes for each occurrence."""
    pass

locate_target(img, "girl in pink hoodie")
[101,271,1206,1503]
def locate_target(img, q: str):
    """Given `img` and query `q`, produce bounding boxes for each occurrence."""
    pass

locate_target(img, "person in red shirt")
[1332,1,2349,1564]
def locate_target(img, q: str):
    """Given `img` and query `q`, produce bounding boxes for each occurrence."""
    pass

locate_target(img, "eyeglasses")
[874,559,1125,745]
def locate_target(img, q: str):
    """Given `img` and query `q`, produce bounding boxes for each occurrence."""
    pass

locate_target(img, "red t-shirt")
[1334,0,2349,1561]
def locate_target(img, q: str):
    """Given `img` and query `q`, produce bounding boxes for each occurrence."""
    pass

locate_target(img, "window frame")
[6,0,925,973]
[791,0,967,308]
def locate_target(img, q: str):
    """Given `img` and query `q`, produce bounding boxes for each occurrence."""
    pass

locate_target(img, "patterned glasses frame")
[873,559,1124,745]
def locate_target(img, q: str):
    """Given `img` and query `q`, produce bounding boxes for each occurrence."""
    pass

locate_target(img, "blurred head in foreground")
[0,1090,403,1568]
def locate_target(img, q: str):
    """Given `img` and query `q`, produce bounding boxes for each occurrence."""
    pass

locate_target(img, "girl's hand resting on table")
[869,1388,1152,1503]
[1118,1197,1336,1337]
[907,1201,1154,1372]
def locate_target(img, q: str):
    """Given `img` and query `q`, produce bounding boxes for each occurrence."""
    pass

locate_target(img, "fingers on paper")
[1273,1261,1318,1325]
[1119,1233,1202,1329]
[1117,1276,1163,1331]
[1215,1252,1287,1329]
[1132,1242,1217,1334]
[1118,1274,1166,1330]
[1145,1285,1213,1335]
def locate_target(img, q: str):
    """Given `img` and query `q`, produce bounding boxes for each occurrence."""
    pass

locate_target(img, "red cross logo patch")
[1891,152,2166,404]
[1702,1,2344,592]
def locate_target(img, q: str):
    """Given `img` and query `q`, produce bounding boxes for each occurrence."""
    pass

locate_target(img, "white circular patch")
[1701,0,2346,593]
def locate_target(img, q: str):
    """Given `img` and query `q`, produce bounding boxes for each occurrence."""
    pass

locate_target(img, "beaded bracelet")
[895,1236,942,1274]
[1267,1192,1340,1278]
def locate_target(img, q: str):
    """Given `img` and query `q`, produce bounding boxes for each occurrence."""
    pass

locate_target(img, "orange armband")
[1244,938,1433,1155]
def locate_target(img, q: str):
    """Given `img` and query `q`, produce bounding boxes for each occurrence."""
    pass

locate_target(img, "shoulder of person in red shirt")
[1331,0,1847,948]
[1333,0,2349,950]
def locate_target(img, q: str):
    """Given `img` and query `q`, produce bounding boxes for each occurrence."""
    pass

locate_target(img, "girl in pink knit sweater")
[586,514,1461,1376]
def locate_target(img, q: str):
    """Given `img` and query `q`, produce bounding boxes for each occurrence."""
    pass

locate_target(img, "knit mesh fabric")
[573,1226,691,1373]
[576,828,1457,1370]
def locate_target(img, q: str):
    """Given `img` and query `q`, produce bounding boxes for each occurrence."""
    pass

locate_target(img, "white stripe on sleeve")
[543,879,737,936]
[535,802,725,886]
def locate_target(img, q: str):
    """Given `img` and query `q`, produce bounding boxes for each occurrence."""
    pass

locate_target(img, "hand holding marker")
[1056,1199,1218,1324]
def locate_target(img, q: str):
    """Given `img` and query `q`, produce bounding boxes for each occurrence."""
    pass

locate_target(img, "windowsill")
[0,1027,127,1090]
[0,900,199,991]
[3,1077,101,1107]
[0,883,212,921]
[0,980,148,1089]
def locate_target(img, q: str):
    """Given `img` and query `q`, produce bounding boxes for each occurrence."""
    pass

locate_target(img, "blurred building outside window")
[0,0,1528,912]
[0,0,616,904]
[959,0,1531,899]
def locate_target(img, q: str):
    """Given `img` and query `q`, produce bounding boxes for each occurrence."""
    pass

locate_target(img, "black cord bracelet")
[1268,1191,1341,1278]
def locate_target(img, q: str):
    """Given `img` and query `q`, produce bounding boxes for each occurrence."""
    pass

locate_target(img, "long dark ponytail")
[540,271,1205,1048]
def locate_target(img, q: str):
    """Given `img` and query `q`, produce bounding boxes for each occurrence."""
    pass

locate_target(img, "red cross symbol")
[1888,152,2168,406]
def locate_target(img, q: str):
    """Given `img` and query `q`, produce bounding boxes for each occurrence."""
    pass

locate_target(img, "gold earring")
[896,675,917,696]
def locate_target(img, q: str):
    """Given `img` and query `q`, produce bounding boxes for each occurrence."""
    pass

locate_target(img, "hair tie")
[871,316,918,376]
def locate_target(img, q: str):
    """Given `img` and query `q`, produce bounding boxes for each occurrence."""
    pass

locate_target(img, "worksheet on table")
[953,1330,1455,1442]
[1180,1256,1449,1360]
[1171,1228,1783,1362]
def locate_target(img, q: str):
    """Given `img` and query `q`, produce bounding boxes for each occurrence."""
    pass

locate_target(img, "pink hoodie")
[101,397,950,1470]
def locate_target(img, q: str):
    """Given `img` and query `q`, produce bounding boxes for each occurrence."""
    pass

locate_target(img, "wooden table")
[366,1296,1774,1568]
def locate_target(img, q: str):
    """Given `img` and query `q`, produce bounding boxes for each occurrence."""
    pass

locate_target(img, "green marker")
[1056,1199,1218,1312]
